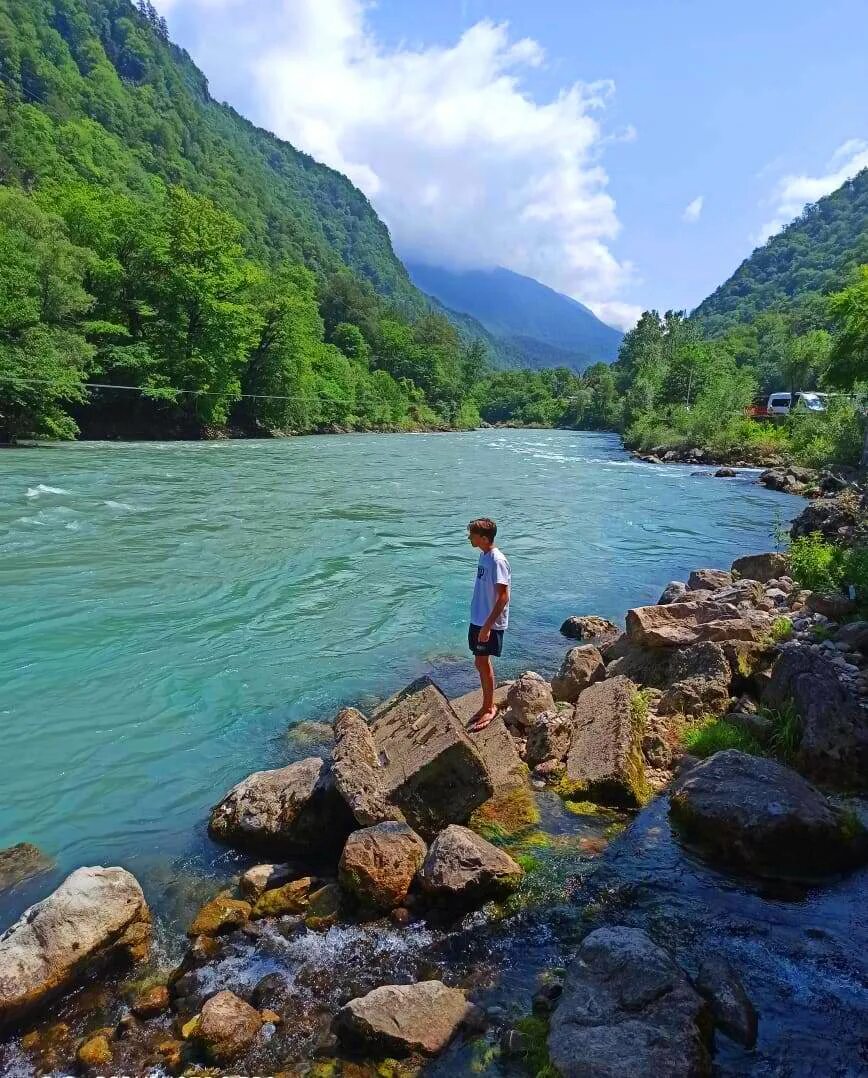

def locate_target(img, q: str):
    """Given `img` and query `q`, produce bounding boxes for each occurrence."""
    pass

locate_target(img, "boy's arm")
[478,583,510,642]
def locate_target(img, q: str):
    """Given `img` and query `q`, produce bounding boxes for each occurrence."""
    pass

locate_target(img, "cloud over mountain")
[155,0,638,328]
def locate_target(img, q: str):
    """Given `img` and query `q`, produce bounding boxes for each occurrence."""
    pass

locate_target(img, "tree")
[0,188,93,442]
[827,265,868,470]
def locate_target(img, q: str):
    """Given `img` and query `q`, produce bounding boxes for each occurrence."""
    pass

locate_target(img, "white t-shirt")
[470,548,511,630]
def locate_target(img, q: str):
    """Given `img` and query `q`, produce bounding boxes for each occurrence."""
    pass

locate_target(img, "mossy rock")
[188,893,251,936]
[469,784,540,844]
[251,876,313,918]
[304,882,343,930]
[77,1033,113,1068]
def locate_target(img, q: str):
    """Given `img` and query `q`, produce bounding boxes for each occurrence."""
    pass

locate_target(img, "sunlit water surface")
[0,430,801,923]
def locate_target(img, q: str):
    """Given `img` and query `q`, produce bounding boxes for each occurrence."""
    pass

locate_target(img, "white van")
[766,391,827,416]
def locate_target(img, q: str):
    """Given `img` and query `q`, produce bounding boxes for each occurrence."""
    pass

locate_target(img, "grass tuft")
[680,716,763,758]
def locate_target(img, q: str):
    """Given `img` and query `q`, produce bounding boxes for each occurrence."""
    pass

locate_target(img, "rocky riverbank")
[2,505,868,1075]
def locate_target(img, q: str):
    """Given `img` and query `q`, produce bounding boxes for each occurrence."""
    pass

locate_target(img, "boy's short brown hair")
[468,517,497,541]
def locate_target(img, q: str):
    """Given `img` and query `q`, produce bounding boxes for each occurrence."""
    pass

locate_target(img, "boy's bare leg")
[470,654,497,730]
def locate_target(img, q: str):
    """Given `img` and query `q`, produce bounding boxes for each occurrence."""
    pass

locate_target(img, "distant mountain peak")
[406,262,623,372]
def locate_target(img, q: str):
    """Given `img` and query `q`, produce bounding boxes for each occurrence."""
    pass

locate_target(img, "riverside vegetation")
[2,490,867,1076]
[1,0,866,469]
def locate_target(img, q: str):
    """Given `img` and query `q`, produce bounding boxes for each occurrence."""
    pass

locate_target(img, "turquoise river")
[0,429,802,926]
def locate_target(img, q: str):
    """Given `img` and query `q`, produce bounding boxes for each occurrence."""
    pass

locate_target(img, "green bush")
[784,398,864,469]
[680,717,763,758]
[788,532,845,593]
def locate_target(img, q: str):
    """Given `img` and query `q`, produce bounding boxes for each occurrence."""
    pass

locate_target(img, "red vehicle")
[745,401,772,419]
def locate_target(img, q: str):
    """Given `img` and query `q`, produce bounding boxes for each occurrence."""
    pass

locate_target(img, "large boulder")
[209,756,352,855]
[0,844,53,891]
[418,824,523,902]
[332,708,405,827]
[670,750,867,877]
[626,600,771,649]
[505,672,556,731]
[559,615,619,642]
[365,678,497,838]
[525,711,574,770]
[548,927,712,1078]
[0,866,150,1028]
[763,646,868,791]
[338,822,427,911]
[334,981,472,1056]
[196,990,262,1064]
[731,552,789,584]
[605,641,673,689]
[658,642,732,718]
[551,646,605,703]
[563,677,649,807]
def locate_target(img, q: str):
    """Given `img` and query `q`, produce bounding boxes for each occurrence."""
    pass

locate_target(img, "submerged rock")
[418,824,523,902]
[696,955,758,1048]
[0,843,53,891]
[670,749,867,878]
[551,645,605,703]
[334,980,472,1056]
[548,926,712,1078]
[208,756,352,855]
[196,990,262,1064]
[563,676,649,807]
[763,645,868,791]
[0,866,150,1028]
[339,822,427,911]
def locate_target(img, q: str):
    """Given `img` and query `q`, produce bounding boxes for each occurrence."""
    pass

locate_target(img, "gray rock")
[669,749,867,878]
[505,672,556,731]
[731,552,789,584]
[196,990,262,1064]
[605,640,673,689]
[338,822,427,911]
[332,707,405,827]
[209,756,352,855]
[0,843,53,892]
[696,955,758,1048]
[834,620,868,654]
[334,980,472,1056]
[724,712,773,744]
[525,711,574,769]
[659,642,732,718]
[658,581,688,605]
[0,866,150,1027]
[551,645,605,703]
[548,926,712,1078]
[763,645,868,791]
[239,863,294,899]
[688,569,733,592]
[564,676,649,807]
[366,678,496,838]
[418,824,523,902]
[559,615,619,641]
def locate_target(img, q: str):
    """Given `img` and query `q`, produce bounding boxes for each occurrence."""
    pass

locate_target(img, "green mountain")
[406,263,623,371]
[693,167,868,335]
[0,0,423,311]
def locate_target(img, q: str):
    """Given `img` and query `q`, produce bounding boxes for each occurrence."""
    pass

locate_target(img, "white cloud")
[682,195,703,223]
[756,139,868,243]
[154,0,633,327]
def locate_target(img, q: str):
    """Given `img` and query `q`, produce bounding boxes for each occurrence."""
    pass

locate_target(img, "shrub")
[769,616,793,643]
[763,703,802,764]
[680,717,763,758]
[788,532,845,593]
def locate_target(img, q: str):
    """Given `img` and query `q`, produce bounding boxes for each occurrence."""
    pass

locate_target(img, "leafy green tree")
[0,188,93,442]
[331,321,370,364]
[827,266,868,388]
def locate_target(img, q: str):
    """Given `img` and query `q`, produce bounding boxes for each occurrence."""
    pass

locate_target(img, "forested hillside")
[693,168,868,336]
[0,0,500,441]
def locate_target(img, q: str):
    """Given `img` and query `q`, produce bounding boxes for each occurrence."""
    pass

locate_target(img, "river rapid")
[0,429,802,928]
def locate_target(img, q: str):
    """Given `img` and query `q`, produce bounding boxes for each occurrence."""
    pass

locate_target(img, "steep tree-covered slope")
[693,168,868,335]
[406,263,623,371]
[0,0,424,311]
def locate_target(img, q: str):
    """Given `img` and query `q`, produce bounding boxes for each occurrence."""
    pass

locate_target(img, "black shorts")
[469,623,504,657]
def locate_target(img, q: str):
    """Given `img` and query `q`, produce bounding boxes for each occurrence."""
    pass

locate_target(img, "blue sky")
[156,1,868,328]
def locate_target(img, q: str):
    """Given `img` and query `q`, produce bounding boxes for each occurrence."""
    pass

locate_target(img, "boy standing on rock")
[467,517,511,732]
